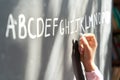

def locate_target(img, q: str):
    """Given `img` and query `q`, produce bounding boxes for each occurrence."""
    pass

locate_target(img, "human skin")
[78,33,98,72]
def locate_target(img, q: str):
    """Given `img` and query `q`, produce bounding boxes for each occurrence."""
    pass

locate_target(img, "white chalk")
[80,33,84,37]
[79,33,84,41]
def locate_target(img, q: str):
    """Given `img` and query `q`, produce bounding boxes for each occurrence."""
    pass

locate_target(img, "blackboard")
[0,0,112,80]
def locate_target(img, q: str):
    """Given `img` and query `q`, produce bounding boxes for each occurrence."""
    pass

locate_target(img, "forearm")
[85,65,103,80]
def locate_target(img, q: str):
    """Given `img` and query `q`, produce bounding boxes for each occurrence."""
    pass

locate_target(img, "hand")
[78,33,98,72]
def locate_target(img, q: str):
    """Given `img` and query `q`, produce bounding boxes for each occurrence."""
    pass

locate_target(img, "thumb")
[81,36,90,50]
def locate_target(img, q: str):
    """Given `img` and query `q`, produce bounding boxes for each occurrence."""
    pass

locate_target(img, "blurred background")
[112,0,120,80]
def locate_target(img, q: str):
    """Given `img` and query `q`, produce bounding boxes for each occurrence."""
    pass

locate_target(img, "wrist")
[83,62,95,72]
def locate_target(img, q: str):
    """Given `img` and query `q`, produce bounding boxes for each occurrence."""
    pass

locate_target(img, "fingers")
[79,35,90,50]
[84,33,98,47]
[78,33,97,56]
